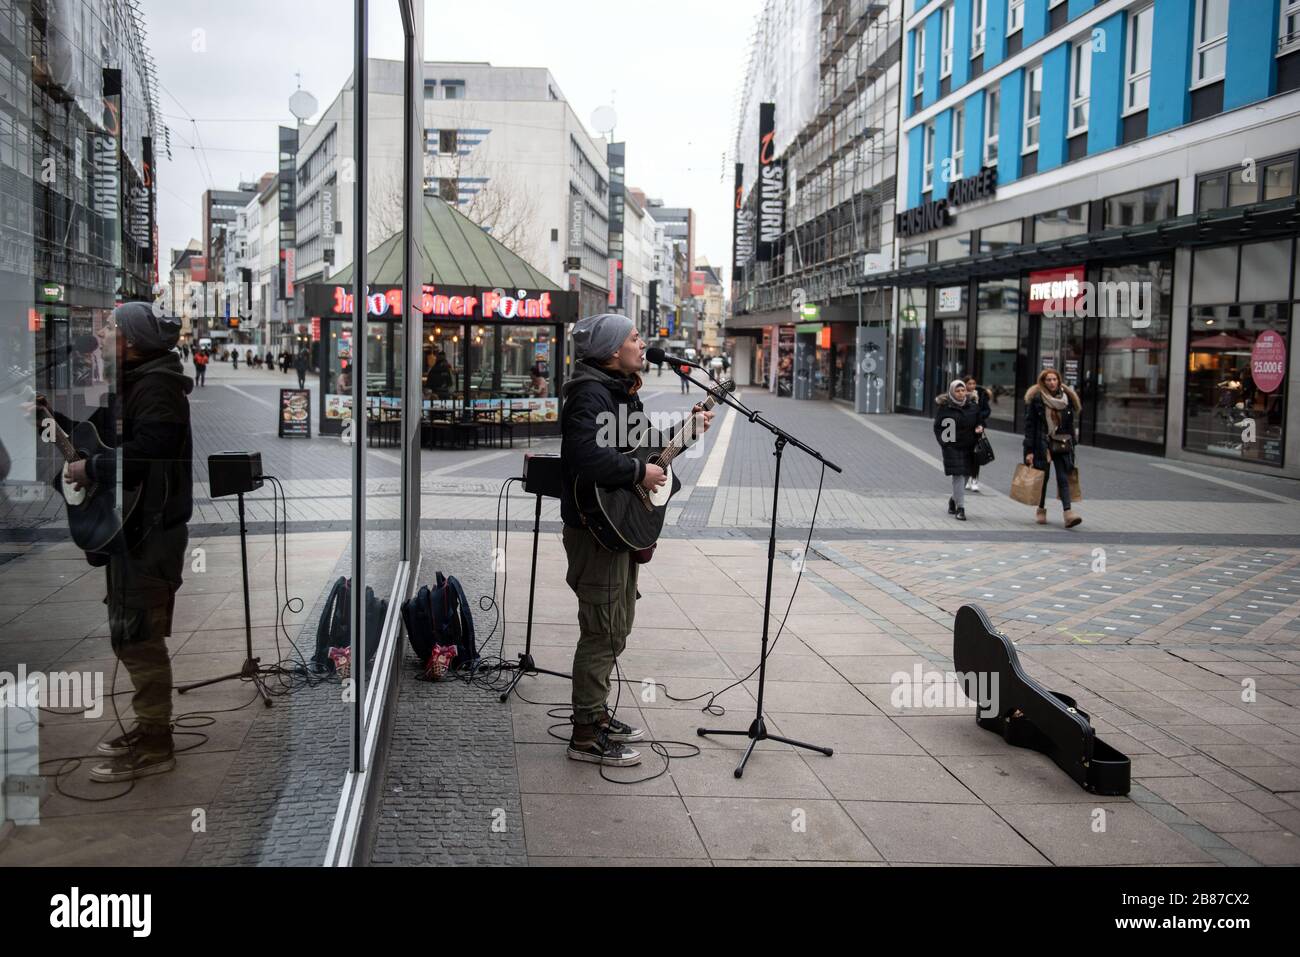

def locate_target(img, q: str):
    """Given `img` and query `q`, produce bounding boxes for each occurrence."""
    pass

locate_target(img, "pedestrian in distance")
[964,375,991,493]
[933,378,983,521]
[193,347,207,387]
[280,351,290,374]
[1024,368,1083,528]
[294,349,308,389]
[231,349,239,370]
[678,364,690,394]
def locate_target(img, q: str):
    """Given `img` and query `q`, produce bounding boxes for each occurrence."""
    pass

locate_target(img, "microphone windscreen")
[646,347,666,365]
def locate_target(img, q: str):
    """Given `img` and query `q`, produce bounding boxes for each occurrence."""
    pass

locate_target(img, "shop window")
[1125,4,1154,114]
[1193,245,1239,303]
[1197,172,1227,212]
[935,233,971,261]
[1102,181,1175,228]
[1241,240,1293,302]
[979,219,1022,254]
[1093,259,1172,448]
[439,129,458,154]
[975,279,1019,427]
[1198,156,1299,211]
[895,287,928,411]
[1185,305,1289,466]
[1033,204,1088,242]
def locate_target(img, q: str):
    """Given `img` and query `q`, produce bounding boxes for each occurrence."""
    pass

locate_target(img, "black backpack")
[313,576,387,673]
[401,572,477,670]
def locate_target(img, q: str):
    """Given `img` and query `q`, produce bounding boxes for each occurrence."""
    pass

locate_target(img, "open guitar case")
[953,604,1130,796]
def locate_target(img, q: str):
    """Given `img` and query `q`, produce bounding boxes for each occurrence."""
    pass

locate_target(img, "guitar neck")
[38,411,78,464]
[657,393,719,469]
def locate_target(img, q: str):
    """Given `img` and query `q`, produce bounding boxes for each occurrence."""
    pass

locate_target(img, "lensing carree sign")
[895,166,997,238]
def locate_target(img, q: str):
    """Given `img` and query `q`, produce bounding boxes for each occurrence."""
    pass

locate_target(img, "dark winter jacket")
[54,351,194,548]
[559,360,664,528]
[294,351,308,373]
[933,394,981,477]
[425,358,453,396]
[1023,383,1081,472]
[971,386,992,427]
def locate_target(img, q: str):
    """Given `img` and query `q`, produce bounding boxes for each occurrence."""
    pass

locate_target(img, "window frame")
[951,103,965,180]
[1124,3,1154,115]
[1022,62,1042,155]
[940,4,954,78]
[923,121,936,193]
[914,24,926,95]
[1008,0,1025,36]
[1195,152,1300,212]
[983,87,1000,167]
[1283,0,1300,55]
[1069,38,1091,137]
[1192,0,1229,88]
[972,0,987,57]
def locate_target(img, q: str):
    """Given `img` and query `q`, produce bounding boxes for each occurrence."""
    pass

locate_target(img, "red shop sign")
[1027,265,1086,315]
[1251,330,1287,394]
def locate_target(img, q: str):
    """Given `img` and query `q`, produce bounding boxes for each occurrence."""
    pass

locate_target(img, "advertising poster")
[777,326,795,397]
[279,388,311,438]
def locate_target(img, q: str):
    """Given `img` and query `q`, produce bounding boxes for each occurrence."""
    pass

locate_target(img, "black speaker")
[522,452,562,498]
[209,451,264,498]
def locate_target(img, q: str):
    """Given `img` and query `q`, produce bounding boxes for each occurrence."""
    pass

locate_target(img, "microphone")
[646,347,704,370]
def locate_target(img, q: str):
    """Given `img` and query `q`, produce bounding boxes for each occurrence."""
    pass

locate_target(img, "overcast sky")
[144,0,759,285]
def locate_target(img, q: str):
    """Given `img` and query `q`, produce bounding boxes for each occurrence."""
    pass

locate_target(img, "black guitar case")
[953,604,1130,796]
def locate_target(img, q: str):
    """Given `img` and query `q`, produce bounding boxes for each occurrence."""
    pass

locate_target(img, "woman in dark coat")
[933,379,983,520]
[963,375,991,492]
[1023,367,1082,528]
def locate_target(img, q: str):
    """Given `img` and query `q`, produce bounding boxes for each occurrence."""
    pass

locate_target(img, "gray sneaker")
[599,709,644,743]
[89,748,176,783]
[567,732,641,767]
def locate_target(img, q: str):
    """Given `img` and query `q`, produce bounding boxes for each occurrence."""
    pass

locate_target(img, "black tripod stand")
[694,384,842,777]
[178,491,274,707]
[500,487,571,702]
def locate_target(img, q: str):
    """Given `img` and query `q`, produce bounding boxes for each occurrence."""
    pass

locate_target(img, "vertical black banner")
[278,125,298,300]
[731,161,755,279]
[757,102,784,263]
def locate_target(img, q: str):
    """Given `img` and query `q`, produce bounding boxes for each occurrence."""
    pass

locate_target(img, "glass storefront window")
[979,220,1022,253]
[975,279,1019,427]
[937,316,968,397]
[934,233,972,261]
[1093,259,1172,447]
[1033,204,1088,241]
[1103,181,1176,228]
[1185,305,1289,466]
[895,287,928,410]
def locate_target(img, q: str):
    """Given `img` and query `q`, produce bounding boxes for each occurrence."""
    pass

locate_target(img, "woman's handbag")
[973,434,995,466]
[1010,463,1046,506]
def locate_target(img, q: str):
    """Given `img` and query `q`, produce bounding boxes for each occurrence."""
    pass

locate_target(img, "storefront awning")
[853,197,1300,288]
[331,195,560,290]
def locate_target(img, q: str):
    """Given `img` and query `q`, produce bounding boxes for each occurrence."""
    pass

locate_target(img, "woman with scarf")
[933,379,983,521]
[1024,368,1083,528]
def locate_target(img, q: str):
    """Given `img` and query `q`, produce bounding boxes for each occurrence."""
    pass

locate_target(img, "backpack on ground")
[401,572,477,671]
[313,575,387,674]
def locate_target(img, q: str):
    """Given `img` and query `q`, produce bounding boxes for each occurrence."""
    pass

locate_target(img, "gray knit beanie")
[572,313,634,363]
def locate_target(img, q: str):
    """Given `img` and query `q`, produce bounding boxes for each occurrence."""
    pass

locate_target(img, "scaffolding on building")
[732,0,901,319]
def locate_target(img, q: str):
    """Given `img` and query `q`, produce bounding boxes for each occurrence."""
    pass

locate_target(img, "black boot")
[948,497,957,515]
[955,507,967,521]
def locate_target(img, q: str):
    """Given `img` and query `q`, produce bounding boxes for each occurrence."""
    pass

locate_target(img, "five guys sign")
[757,102,784,262]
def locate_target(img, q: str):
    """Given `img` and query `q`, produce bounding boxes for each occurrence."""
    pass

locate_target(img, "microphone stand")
[675,369,843,778]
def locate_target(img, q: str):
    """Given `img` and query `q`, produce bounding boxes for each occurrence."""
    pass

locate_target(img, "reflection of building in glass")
[1,0,160,483]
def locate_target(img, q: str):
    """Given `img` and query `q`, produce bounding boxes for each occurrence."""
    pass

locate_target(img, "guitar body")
[50,419,140,555]
[576,445,683,552]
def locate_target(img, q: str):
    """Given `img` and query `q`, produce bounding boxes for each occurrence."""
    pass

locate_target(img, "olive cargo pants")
[562,525,638,727]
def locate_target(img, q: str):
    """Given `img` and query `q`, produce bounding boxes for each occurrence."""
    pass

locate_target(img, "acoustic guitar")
[575,379,734,553]
[32,401,142,555]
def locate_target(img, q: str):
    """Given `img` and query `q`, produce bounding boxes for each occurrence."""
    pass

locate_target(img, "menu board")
[279,389,311,438]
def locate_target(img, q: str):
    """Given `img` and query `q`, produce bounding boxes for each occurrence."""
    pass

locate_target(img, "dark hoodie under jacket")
[559,359,665,528]
[56,351,194,542]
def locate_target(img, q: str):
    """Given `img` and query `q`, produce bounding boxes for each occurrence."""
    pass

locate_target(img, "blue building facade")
[877,0,1300,476]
